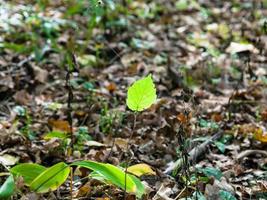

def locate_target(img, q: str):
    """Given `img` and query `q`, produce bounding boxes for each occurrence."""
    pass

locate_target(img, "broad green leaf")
[71,161,137,194]
[126,74,157,112]
[0,175,15,199]
[10,163,46,185]
[127,163,156,177]
[219,190,237,200]
[89,171,107,182]
[30,162,70,193]
[128,174,145,199]
[89,171,145,198]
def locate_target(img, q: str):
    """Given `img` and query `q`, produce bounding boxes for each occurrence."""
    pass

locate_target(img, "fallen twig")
[164,130,223,174]
[237,149,267,161]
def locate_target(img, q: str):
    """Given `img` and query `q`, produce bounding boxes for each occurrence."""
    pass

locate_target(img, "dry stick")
[164,130,223,174]
[124,113,137,200]
[174,186,187,200]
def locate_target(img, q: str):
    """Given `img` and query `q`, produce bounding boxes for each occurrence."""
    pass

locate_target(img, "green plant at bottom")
[0,175,15,199]
[0,74,158,199]
[6,160,145,199]
[124,74,157,196]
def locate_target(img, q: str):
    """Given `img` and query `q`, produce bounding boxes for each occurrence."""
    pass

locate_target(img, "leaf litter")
[0,0,267,199]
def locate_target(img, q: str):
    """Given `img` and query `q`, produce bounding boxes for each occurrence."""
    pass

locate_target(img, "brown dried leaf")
[33,66,49,83]
[48,119,71,132]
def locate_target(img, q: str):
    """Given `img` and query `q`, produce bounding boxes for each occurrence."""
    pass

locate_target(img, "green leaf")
[197,167,222,180]
[10,163,46,186]
[89,171,108,182]
[89,171,145,198]
[0,175,15,199]
[128,174,145,198]
[126,74,157,112]
[30,162,70,193]
[219,190,237,200]
[43,131,69,140]
[71,161,137,194]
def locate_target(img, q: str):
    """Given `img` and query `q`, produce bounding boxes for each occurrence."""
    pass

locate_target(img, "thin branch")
[124,112,137,199]
[65,64,74,151]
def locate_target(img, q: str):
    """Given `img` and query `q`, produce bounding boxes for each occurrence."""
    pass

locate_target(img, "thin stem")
[66,64,74,152]
[65,52,78,154]
[70,167,73,200]
[124,112,137,199]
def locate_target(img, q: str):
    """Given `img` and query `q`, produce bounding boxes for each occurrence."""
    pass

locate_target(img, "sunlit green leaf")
[71,161,137,194]
[128,174,145,198]
[30,162,70,193]
[10,163,46,186]
[126,74,157,112]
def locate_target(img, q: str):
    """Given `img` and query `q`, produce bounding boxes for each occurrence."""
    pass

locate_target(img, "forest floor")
[0,0,267,199]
